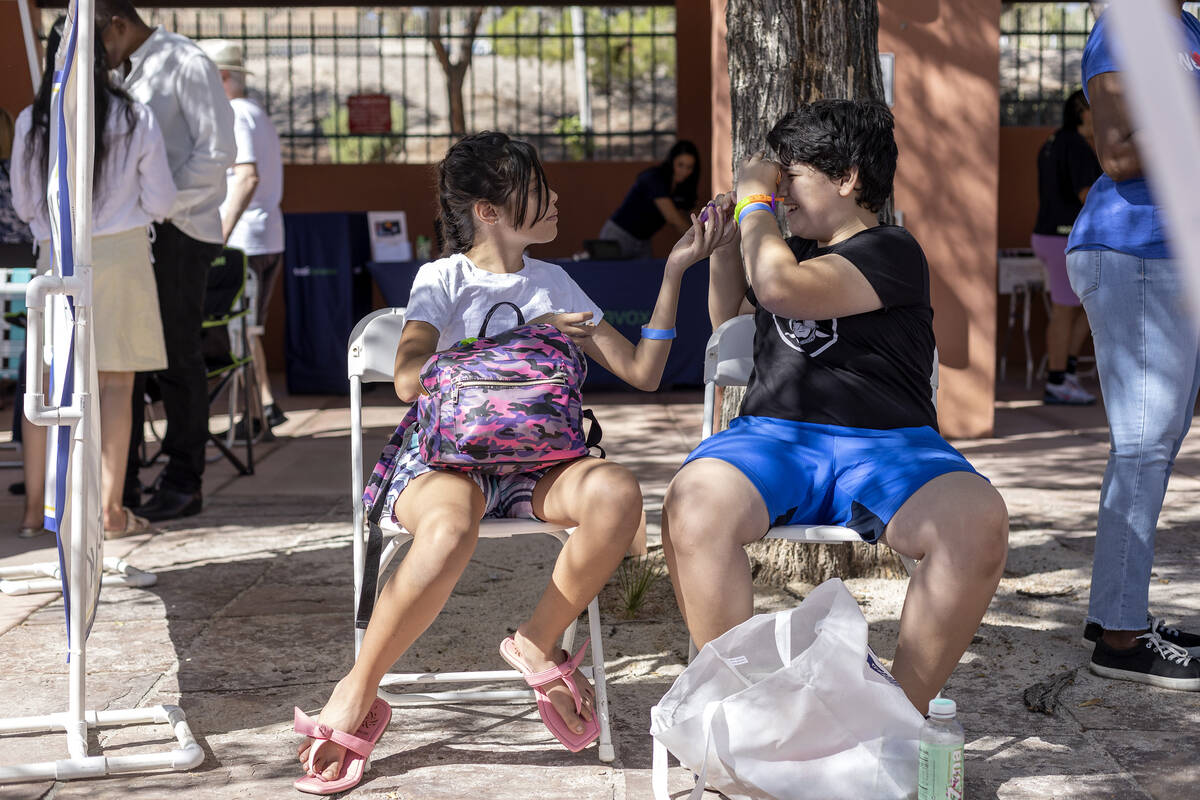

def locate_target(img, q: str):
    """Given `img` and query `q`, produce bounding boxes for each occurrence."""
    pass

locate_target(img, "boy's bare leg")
[882,471,1009,712]
[299,470,485,780]
[661,458,770,649]
[514,458,643,735]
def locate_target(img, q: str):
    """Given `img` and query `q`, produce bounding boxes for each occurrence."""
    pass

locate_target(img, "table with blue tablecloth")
[366,258,711,388]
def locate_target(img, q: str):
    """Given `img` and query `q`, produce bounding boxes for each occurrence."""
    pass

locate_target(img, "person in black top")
[1033,90,1102,405]
[660,100,1009,715]
[598,140,699,258]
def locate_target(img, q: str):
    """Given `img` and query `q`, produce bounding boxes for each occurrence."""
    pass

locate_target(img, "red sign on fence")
[347,94,392,134]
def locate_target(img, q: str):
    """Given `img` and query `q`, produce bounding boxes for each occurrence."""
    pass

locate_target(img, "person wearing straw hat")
[199,39,287,440]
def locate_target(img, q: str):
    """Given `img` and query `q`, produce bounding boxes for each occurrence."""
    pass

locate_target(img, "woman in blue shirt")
[1067,1,1200,690]
[598,140,700,258]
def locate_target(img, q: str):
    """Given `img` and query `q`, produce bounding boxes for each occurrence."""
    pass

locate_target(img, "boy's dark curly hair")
[766,99,897,213]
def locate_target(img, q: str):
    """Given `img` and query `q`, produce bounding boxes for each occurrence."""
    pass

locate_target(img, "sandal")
[104,507,151,540]
[499,636,600,752]
[18,525,50,539]
[293,697,392,795]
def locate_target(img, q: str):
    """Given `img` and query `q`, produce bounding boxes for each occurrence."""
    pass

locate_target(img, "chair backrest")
[348,307,407,383]
[0,267,32,381]
[703,314,940,406]
[205,247,248,320]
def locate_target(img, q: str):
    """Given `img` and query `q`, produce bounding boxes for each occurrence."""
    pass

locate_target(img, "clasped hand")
[667,195,739,274]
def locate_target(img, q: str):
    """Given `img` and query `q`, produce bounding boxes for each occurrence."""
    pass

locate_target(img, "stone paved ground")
[1,381,1198,799]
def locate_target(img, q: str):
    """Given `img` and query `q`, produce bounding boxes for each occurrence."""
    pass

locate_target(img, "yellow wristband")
[733,193,777,220]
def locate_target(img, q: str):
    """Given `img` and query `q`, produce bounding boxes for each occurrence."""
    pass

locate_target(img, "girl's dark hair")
[766,99,897,213]
[435,131,551,255]
[1062,89,1090,131]
[655,139,700,207]
[26,16,137,200]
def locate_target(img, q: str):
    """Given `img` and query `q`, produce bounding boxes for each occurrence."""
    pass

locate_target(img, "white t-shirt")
[223,97,284,255]
[404,253,604,351]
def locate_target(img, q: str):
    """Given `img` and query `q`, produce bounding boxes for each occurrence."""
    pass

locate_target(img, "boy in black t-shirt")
[662,100,1009,714]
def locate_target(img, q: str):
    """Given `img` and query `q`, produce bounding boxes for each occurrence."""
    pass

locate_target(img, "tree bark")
[428,8,485,137]
[722,0,905,584]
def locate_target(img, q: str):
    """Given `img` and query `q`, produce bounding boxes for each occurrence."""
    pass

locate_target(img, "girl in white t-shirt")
[293,132,730,794]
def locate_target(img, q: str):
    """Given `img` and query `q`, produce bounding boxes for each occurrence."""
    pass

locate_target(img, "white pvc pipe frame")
[17,0,40,93]
[0,2,202,784]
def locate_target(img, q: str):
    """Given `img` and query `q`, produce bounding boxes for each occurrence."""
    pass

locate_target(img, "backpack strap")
[583,408,605,459]
[356,410,418,630]
[356,465,392,630]
[478,301,526,337]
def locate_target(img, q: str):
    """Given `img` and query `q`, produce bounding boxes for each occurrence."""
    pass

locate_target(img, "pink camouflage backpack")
[356,302,603,628]
[416,300,601,473]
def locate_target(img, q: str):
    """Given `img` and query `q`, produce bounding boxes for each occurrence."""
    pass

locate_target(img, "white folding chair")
[347,308,615,763]
[702,315,937,574]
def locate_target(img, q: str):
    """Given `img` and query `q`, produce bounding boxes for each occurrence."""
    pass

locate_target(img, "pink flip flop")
[499,636,600,752]
[292,697,392,795]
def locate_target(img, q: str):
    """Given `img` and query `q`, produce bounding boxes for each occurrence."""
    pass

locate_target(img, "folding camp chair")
[1,267,34,469]
[347,307,615,763]
[144,247,260,475]
[701,314,934,575]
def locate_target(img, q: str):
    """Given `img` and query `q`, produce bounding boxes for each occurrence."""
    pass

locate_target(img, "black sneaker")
[1089,631,1200,690]
[1084,616,1200,656]
[264,403,288,428]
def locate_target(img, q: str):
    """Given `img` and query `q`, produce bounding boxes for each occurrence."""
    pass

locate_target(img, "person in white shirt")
[199,39,288,439]
[97,0,236,522]
[10,18,175,539]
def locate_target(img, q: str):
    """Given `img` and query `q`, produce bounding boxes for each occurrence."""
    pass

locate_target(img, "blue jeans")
[1067,249,1200,631]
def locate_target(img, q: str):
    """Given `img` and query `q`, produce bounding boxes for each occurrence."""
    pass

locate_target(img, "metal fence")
[1000,2,1200,126]
[52,6,677,164]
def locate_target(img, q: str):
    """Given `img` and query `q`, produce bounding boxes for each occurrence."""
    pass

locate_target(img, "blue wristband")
[737,202,774,226]
[641,326,677,340]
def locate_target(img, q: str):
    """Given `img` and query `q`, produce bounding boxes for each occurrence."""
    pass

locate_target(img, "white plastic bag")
[650,578,923,800]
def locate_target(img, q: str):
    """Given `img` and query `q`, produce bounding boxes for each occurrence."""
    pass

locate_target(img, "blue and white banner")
[44,1,103,645]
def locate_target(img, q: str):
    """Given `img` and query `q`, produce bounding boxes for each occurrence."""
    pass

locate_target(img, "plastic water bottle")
[918,697,964,799]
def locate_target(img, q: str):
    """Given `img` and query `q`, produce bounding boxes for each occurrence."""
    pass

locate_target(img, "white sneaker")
[1045,379,1096,405]
[1063,372,1092,393]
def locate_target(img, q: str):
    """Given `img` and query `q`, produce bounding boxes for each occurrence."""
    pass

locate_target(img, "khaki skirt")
[37,228,168,373]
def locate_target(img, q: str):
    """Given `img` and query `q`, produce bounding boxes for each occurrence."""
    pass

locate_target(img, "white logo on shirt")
[774,315,838,356]
[1178,50,1200,71]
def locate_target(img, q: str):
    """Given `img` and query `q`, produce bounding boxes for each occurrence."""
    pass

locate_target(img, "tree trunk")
[723,0,905,584]
[428,8,485,137]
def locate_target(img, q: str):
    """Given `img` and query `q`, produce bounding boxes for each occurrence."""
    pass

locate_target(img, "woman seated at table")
[598,140,700,259]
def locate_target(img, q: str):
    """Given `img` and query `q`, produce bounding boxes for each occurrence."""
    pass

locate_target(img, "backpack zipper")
[451,375,567,405]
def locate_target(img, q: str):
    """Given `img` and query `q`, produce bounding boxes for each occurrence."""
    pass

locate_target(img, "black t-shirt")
[740,225,938,431]
[1033,128,1102,236]
[609,167,691,240]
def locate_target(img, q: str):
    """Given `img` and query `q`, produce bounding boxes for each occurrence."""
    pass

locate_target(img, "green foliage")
[616,555,663,619]
[321,100,407,164]
[554,114,592,160]
[486,7,676,88]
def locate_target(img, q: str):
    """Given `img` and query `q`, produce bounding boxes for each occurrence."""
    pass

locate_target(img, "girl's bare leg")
[300,470,485,780]
[98,371,135,530]
[20,416,46,531]
[506,458,642,735]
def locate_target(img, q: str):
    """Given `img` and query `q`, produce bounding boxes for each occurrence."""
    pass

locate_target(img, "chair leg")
[586,595,615,763]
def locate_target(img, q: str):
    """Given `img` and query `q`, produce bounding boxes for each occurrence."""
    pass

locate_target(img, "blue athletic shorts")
[681,415,981,543]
